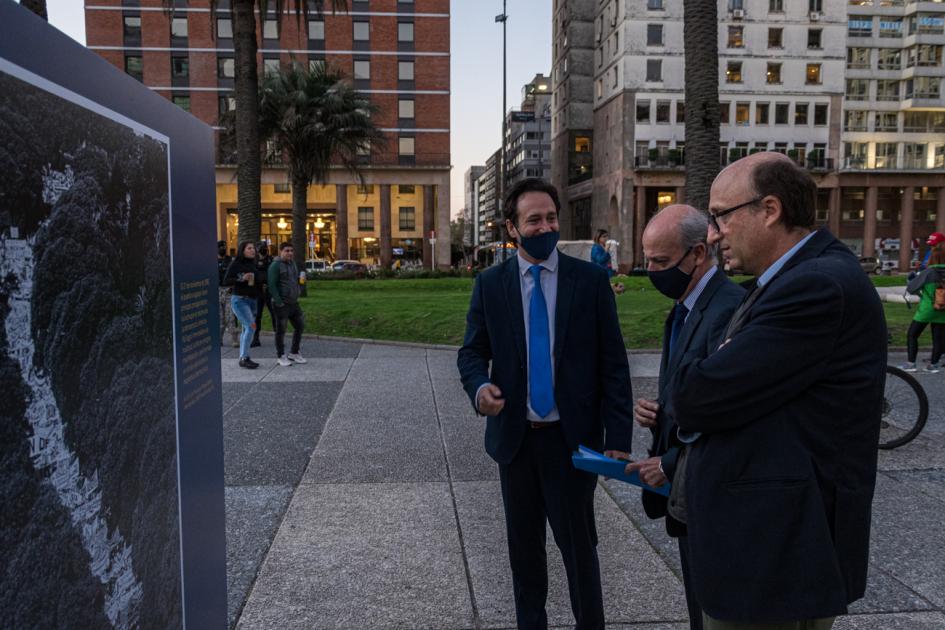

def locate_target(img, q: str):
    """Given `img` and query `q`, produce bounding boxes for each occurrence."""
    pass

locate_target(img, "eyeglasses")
[708,196,765,231]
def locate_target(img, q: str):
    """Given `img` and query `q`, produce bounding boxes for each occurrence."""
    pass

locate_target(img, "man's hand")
[476,383,505,416]
[634,398,659,428]
[603,450,631,462]
[626,457,667,487]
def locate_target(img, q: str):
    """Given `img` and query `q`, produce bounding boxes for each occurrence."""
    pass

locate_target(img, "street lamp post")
[495,2,507,264]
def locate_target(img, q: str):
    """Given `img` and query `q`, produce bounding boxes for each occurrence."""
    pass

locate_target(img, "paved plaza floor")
[221,335,945,629]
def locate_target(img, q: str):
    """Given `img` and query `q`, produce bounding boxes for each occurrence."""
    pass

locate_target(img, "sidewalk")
[222,335,945,629]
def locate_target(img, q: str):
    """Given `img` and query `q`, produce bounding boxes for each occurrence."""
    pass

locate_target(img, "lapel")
[665,268,723,376]
[553,253,576,371]
[500,256,527,368]
[658,311,673,393]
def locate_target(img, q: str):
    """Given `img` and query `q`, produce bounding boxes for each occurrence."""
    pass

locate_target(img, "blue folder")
[572,445,671,497]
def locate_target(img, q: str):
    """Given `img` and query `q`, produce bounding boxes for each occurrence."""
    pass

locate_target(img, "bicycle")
[880,365,928,449]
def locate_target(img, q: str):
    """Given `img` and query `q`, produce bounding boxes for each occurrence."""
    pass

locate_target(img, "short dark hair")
[750,159,817,230]
[503,178,561,226]
[279,242,293,251]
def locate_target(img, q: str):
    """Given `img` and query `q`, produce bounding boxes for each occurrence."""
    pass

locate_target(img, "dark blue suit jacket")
[670,230,887,623]
[457,252,633,465]
[642,269,744,537]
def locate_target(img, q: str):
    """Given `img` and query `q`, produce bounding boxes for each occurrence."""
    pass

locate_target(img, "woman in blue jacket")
[591,229,614,277]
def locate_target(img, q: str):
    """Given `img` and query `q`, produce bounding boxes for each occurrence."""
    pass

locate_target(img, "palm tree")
[210,0,347,244]
[256,61,384,286]
[682,0,720,213]
[21,0,47,20]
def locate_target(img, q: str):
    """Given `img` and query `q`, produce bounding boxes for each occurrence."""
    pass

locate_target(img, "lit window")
[735,102,750,125]
[728,26,744,48]
[767,63,782,84]
[399,137,415,156]
[806,64,821,84]
[398,22,414,42]
[218,57,235,79]
[726,61,743,83]
[354,60,371,80]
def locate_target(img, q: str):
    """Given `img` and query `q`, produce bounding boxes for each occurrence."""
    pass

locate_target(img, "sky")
[42,0,553,219]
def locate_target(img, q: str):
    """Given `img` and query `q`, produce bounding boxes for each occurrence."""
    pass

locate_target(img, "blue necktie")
[529,265,554,418]
[669,303,689,355]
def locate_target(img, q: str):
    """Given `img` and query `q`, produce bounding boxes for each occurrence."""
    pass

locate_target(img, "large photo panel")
[0,3,225,628]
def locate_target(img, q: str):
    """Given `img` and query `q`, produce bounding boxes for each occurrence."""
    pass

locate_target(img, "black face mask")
[218,246,227,257]
[648,246,696,300]
[515,226,560,261]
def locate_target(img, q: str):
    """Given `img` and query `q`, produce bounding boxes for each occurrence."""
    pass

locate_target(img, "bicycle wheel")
[879,366,928,449]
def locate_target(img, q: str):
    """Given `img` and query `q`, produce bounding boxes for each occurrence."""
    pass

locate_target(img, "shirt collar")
[517,247,559,276]
[681,265,717,312]
[757,230,817,287]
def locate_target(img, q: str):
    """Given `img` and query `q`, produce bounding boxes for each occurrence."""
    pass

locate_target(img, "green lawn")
[257,274,914,349]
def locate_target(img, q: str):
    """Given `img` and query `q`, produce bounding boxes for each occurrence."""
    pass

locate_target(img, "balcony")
[634,148,685,170]
[842,156,944,170]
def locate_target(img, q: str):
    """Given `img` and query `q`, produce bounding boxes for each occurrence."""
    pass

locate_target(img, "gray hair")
[678,207,718,258]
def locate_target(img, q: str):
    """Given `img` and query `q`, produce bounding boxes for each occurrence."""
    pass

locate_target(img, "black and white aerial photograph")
[0,63,183,629]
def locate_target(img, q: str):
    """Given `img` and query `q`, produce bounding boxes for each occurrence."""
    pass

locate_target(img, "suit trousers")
[498,422,604,630]
[678,535,703,630]
[702,614,835,630]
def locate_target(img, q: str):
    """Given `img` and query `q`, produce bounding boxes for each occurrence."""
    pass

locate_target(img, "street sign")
[511,111,534,123]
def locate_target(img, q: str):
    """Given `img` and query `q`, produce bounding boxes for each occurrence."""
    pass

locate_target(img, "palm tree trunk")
[233,0,262,243]
[291,172,309,296]
[683,0,720,213]
[22,0,47,20]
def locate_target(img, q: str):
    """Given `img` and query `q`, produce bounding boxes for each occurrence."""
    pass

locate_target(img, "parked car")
[305,259,328,273]
[859,256,880,274]
[880,259,899,273]
[330,260,368,276]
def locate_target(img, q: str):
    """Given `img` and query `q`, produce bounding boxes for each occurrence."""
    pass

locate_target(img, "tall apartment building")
[463,164,486,246]
[476,149,500,254]
[552,0,945,270]
[504,74,553,186]
[85,0,451,268]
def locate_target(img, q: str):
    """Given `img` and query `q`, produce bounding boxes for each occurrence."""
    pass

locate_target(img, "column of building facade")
[675,187,685,206]
[828,187,841,236]
[633,185,646,267]
[899,187,915,271]
[379,184,392,268]
[863,186,878,257]
[436,180,451,269]
[938,188,945,235]
[335,184,349,260]
[422,185,435,266]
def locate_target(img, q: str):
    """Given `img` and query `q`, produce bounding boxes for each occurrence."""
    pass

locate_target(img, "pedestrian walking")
[902,235,945,373]
[252,241,275,348]
[268,242,307,367]
[223,240,264,369]
[218,240,240,347]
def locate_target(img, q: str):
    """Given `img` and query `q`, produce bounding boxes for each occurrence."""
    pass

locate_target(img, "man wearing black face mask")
[605,204,744,630]
[458,178,633,630]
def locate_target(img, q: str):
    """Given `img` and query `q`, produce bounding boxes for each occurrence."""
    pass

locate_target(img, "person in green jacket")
[267,242,308,367]
[901,244,945,373]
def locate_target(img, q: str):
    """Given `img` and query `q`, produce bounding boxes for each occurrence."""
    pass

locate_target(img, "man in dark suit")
[457,178,633,630]
[669,152,887,629]
[606,204,744,630]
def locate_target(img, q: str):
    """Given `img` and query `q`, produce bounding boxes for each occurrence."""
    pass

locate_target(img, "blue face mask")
[515,227,560,261]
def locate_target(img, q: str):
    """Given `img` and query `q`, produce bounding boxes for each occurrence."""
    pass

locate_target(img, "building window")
[612,66,619,87]
[398,99,414,119]
[735,102,750,125]
[358,207,374,231]
[879,19,902,38]
[808,29,822,49]
[217,18,232,38]
[656,100,671,123]
[726,61,743,83]
[398,61,415,81]
[768,28,783,48]
[219,95,235,115]
[844,110,867,131]
[728,26,744,48]
[218,57,235,79]
[646,59,662,82]
[353,21,370,41]
[769,0,783,12]
[308,19,324,39]
[636,100,651,123]
[720,102,730,124]
[814,103,828,126]
[848,18,872,38]
[878,48,901,70]
[877,79,900,101]
[756,102,769,124]
[354,60,371,80]
[875,142,897,168]
[847,47,870,69]
[876,112,898,131]
[676,101,685,123]
[767,63,782,84]
[263,19,278,40]
[795,103,809,125]
[357,184,374,195]
[264,58,280,76]
[647,24,663,46]
[125,55,143,80]
[648,0,663,9]
[806,64,821,84]
[398,207,416,231]
[775,103,789,124]
[846,79,869,100]
[809,0,822,11]
[399,185,415,194]
[123,15,141,39]
[171,56,189,78]
[172,95,190,111]
[399,136,415,156]
[171,17,188,39]
[398,22,414,42]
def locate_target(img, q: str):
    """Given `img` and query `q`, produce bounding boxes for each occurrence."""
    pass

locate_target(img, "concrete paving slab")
[834,611,945,629]
[453,481,688,629]
[431,376,479,419]
[297,338,363,358]
[885,468,945,504]
[222,358,278,383]
[602,478,683,578]
[235,483,474,630]
[224,382,341,486]
[225,485,294,629]
[876,432,945,472]
[357,343,429,359]
[628,354,661,378]
[257,358,353,383]
[867,472,945,609]
[440,415,497,482]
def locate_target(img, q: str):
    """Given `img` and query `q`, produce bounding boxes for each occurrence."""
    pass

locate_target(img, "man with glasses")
[606,204,744,630]
[668,152,886,629]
